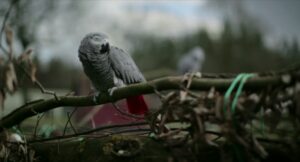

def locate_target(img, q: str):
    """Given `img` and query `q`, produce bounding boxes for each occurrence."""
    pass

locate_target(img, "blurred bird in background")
[177,46,206,75]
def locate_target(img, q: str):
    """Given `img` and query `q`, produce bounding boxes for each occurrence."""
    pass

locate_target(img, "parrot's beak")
[100,43,110,54]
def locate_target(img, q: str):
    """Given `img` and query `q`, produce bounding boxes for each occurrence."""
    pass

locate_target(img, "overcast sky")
[244,0,300,45]
[34,0,300,66]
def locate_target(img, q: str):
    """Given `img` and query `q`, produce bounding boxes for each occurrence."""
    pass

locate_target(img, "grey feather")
[78,32,145,94]
[109,46,145,84]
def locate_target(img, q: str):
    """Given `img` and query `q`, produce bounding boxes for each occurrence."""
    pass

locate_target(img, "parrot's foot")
[108,87,118,97]
[184,72,202,79]
[92,92,100,104]
[193,72,202,78]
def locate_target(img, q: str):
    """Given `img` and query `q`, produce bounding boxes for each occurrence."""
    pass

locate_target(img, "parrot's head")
[79,32,110,55]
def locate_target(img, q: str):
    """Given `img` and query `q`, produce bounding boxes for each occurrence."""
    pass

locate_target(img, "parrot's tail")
[126,95,148,115]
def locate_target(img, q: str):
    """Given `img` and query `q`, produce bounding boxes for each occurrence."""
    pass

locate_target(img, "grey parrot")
[177,46,205,75]
[78,33,148,115]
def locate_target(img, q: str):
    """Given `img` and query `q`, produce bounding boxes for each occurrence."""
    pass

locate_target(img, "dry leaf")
[5,62,18,93]
[179,91,187,101]
[207,87,215,99]
[281,74,291,84]
[0,90,5,110]
[28,150,35,162]
[252,136,268,158]
[17,48,37,82]
[0,59,5,110]
[0,144,6,158]
[18,48,33,63]
[30,63,37,82]
[0,56,4,65]
[5,26,13,56]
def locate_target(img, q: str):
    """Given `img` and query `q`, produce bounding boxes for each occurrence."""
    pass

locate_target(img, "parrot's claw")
[184,72,202,79]
[193,72,202,78]
[93,92,100,104]
[108,87,118,97]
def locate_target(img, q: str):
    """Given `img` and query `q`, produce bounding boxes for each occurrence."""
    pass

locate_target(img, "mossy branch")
[0,73,296,131]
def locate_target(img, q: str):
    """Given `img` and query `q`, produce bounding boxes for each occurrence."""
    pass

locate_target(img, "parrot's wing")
[109,46,145,84]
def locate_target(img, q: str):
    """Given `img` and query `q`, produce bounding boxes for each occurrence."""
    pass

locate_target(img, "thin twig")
[0,72,298,130]
[33,113,45,139]
[158,109,168,133]
[156,129,182,139]
[34,80,59,101]
[67,112,77,134]
[28,121,148,143]
[149,83,165,100]
[63,108,78,136]
[15,63,59,100]
[25,99,44,106]
[0,0,19,55]
[95,128,150,139]
[111,102,144,120]
[29,126,295,145]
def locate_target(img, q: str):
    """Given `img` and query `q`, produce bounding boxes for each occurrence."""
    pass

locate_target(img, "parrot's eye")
[93,36,100,41]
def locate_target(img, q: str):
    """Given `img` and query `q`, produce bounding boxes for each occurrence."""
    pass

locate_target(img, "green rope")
[223,73,255,118]
[223,73,245,117]
[231,74,255,113]
[223,73,256,162]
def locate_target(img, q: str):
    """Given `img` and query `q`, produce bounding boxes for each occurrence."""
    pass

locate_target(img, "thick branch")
[0,74,296,130]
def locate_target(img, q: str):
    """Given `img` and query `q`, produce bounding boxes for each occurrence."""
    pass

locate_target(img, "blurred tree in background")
[0,0,57,49]
[131,19,300,75]
[0,1,300,160]
[0,0,80,91]
[36,58,78,89]
[27,19,300,88]
[0,0,299,89]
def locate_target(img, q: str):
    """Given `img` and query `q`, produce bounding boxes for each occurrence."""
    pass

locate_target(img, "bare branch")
[0,0,19,55]
[33,113,45,139]
[34,80,59,100]
[112,102,144,120]
[0,72,298,131]
[28,121,149,143]
[15,62,59,100]
[63,108,78,136]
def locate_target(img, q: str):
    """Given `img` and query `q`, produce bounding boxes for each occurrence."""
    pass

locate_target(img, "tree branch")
[0,73,298,131]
